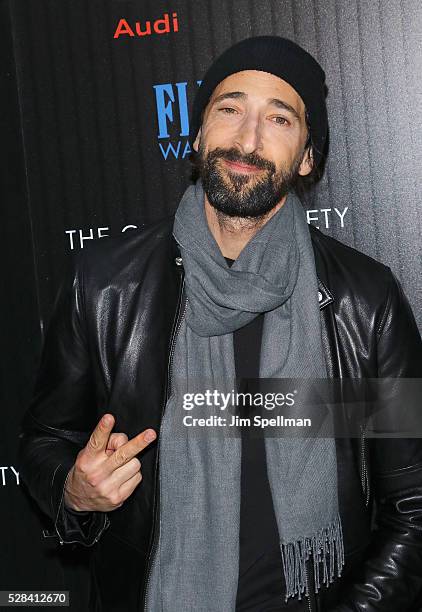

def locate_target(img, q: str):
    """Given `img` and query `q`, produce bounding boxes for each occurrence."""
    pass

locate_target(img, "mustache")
[207,147,276,173]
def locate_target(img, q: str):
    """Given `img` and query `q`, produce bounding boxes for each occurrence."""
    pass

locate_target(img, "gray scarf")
[146,181,344,611]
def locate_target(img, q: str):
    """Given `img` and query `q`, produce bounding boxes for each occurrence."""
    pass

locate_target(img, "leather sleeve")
[331,272,422,611]
[18,252,110,547]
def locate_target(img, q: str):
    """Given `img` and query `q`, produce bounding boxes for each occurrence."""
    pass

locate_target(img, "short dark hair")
[293,109,324,200]
[188,108,324,201]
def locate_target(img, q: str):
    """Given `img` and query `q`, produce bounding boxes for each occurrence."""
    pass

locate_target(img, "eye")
[271,116,289,126]
[218,107,238,114]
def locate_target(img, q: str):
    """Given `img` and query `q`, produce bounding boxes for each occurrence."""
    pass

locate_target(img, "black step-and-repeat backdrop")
[2,0,421,608]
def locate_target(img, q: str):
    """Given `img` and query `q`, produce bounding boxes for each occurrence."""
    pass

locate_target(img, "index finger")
[85,413,115,455]
[105,428,156,471]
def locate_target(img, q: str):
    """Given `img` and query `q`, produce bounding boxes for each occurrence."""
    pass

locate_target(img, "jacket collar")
[309,226,334,310]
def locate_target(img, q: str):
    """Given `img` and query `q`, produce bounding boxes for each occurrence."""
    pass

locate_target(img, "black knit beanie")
[191,36,328,167]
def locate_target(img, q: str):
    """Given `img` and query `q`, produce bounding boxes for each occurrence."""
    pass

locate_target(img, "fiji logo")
[153,81,202,160]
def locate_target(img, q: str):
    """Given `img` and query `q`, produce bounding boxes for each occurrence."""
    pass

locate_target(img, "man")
[19,36,422,611]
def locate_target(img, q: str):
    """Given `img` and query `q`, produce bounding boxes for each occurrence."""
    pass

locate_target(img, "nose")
[233,112,263,155]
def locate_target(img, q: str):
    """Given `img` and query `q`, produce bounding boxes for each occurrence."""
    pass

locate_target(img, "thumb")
[85,413,115,456]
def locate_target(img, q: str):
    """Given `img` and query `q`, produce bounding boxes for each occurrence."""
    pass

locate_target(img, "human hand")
[64,413,156,512]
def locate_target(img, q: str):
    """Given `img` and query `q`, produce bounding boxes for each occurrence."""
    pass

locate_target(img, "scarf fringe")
[280,513,345,601]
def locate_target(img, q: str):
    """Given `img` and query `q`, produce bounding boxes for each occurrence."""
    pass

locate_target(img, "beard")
[196,144,303,219]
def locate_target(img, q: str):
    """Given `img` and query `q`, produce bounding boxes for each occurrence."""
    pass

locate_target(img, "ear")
[193,127,201,152]
[298,147,313,177]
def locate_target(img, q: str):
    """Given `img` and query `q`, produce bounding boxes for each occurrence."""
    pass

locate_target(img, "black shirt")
[225,257,288,611]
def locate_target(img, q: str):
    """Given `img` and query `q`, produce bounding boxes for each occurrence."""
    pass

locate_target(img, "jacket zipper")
[360,427,370,507]
[304,560,315,612]
[141,272,186,611]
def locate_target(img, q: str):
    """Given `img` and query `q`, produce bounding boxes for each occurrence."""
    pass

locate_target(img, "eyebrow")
[211,91,301,121]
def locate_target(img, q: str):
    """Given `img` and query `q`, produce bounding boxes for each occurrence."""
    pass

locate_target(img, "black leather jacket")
[19,216,422,612]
